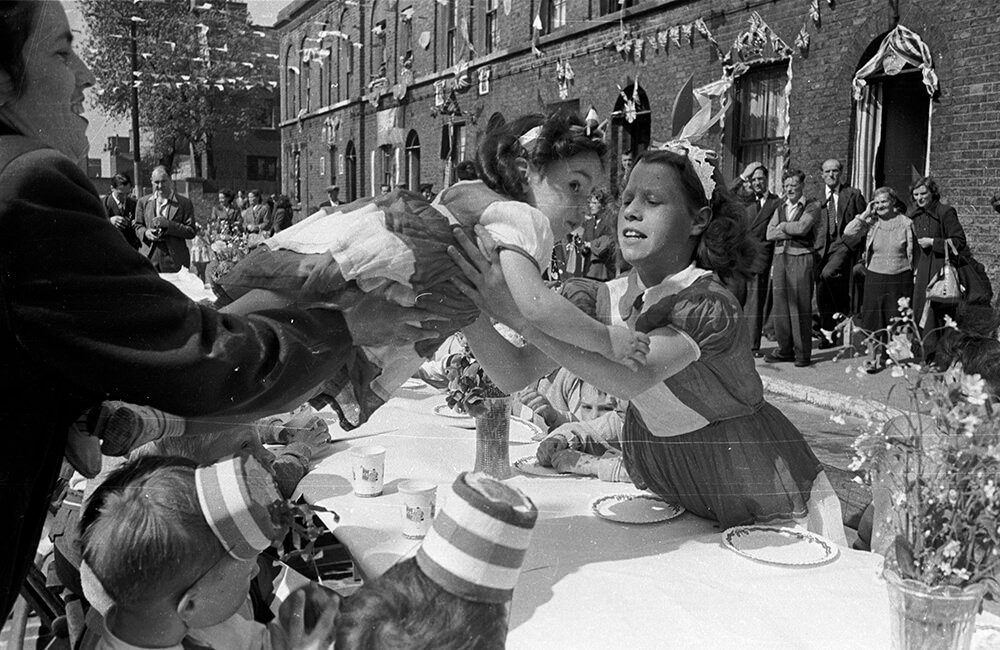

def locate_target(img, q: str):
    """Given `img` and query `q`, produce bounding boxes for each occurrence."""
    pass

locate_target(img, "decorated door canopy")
[852,25,938,100]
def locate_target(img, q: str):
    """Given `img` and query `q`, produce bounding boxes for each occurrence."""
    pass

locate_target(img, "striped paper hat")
[195,455,283,560]
[416,472,538,604]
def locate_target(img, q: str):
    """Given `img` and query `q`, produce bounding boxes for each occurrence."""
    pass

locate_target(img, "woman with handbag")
[843,187,914,373]
[909,176,967,362]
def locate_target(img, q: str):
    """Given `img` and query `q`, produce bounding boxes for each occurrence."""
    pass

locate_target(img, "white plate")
[591,494,685,524]
[513,455,575,477]
[722,525,840,566]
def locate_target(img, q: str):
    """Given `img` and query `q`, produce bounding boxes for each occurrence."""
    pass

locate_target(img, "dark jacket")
[909,198,967,317]
[135,191,197,271]
[745,192,781,273]
[815,185,867,262]
[101,193,141,250]
[0,131,356,618]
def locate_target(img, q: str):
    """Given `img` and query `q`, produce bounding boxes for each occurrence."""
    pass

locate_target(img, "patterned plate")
[433,403,474,421]
[722,525,840,566]
[591,494,685,524]
[509,416,544,443]
[513,455,575,478]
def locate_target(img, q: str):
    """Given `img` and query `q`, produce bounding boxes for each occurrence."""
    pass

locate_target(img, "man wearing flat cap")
[319,185,341,209]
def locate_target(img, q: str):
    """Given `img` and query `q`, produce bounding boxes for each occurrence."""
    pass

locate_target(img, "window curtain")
[850,84,883,200]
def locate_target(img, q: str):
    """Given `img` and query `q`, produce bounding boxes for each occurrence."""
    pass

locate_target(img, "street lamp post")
[130,19,141,197]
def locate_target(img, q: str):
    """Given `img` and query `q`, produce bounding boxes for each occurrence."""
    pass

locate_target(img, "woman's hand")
[278,586,339,650]
[447,225,527,330]
[917,237,934,249]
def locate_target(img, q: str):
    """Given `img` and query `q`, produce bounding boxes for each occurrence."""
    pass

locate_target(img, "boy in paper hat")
[81,455,336,649]
[336,472,538,649]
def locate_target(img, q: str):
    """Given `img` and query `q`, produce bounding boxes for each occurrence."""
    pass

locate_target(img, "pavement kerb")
[760,375,904,422]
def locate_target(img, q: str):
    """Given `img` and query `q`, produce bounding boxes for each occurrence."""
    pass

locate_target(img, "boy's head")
[81,455,283,627]
[336,558,507,650]
[337,472,538,649]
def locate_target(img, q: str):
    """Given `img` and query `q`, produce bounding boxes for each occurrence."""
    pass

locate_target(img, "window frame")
[730,62,789,195]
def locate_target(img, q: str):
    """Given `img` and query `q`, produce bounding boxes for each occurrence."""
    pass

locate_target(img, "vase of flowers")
[444,334,512,480]
[848,299,1000,650]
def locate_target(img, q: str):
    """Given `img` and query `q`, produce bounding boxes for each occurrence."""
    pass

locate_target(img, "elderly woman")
[0,0,444,617]
[909,176,968,361]
[843,187,914,373]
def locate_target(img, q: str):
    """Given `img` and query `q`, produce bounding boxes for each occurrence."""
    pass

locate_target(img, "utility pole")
[130,19,142,197]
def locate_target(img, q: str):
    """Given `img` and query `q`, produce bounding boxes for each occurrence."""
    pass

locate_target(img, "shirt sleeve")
[479,201,554,271]
[1,148,355,419]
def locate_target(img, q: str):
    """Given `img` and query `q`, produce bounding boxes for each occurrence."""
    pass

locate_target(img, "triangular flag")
[533,13,542,31]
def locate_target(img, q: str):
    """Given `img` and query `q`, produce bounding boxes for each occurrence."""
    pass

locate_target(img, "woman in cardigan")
[843,187,914,373]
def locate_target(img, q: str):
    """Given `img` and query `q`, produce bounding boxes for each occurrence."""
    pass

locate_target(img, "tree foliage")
[80,0,278,171]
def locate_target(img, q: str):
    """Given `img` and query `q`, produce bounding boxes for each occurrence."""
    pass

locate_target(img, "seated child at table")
[522,367,630,483]
[335,472,538,650]
[80,454,337,650]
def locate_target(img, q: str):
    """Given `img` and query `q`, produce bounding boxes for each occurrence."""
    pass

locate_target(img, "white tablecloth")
[300,385,1000,649]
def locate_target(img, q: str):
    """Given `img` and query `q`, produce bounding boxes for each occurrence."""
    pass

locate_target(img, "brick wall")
[276,0,1000,289]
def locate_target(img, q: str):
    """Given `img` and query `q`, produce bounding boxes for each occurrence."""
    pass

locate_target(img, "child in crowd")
[217,110,649,429]
[452,142,846,542]
[80,455,337,650]
[335,472,537,650]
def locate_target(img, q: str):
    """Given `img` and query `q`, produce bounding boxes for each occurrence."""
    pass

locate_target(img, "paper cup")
[350,445,386,497]
[399,480,437,539]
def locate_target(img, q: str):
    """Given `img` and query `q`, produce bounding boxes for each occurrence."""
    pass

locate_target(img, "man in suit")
[135,166,196,272]
[815,158,866,348]
[101,172,140,250]
[766,169,820,367]
[742,163,782,356]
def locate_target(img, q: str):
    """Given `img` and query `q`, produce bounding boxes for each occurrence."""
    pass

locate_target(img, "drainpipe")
[358,1,366,195]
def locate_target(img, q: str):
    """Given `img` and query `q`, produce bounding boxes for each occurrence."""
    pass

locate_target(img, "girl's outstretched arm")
[498,250,649,369]
[462,314,558,393]
[449,228,696,399]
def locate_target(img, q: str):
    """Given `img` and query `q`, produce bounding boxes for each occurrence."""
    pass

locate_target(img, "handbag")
[955,249,994,306]
[925,239,963,305]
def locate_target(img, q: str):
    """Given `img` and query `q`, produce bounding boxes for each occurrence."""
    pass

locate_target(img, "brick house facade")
[275,0,999,282]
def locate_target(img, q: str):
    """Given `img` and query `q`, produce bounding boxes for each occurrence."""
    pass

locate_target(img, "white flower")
[943,314,959,330]
[960,372,988,406]
[845,365,853,375]
[897,297,910,310]
[943,539,961,557]
[831,413,846,425]
[887,333,912,362]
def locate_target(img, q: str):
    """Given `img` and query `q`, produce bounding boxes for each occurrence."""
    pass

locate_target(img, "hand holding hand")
[606,325,651,371]
[536,433,570,466]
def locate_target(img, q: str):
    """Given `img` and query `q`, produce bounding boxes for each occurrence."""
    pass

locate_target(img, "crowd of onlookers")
[725,159,990,370]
